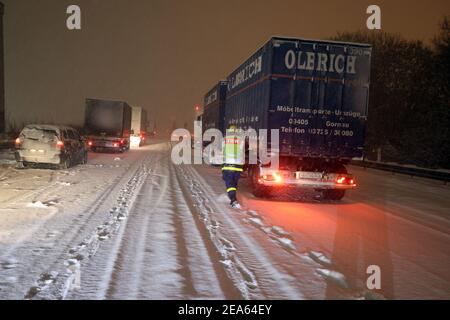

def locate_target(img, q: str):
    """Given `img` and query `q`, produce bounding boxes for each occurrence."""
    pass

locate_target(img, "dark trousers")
[222,170,241,203]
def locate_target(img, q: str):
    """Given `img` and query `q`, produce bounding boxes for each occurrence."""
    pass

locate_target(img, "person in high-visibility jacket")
[222,125,245,209]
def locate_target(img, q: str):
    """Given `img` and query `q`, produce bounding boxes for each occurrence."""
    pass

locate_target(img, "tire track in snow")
[102,152,168,299]
[69,144,234,299]
[20,152,153,299]
[181,165,306,299]
[178,165,260,299]
[171,161,241,299]
[101,148,229,299]
[0,177,63,207]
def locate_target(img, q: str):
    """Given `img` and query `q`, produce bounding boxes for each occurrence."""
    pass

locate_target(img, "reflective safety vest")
[223,133,245,169]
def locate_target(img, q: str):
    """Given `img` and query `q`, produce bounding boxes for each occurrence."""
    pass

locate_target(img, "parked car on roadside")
[15,124,88,169]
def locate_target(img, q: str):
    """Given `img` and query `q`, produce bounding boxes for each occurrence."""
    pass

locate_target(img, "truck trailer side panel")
[225,37,371,159]
[202,81,228,134]
[85,99,131,137]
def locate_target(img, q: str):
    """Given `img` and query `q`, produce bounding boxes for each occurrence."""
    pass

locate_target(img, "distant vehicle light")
[56,140,64,148]
[113,143,119,148]
[88,141,93,146]
[15,137,21,145]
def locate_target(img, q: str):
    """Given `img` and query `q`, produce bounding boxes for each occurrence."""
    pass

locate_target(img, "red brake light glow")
[336,176,346,184]
[113,143,119,148]
[56,140,64,147]
[261,172,283,184]
[335,176,356,186]
[88,141,93,146]
[15,137,21,144]
[273,172,283,183]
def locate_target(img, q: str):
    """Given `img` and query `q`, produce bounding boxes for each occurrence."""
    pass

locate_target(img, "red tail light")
[273,172,283,183]
[336,176,346,184]
[15,137,21,148]
[336,176,356,186]
[261,172,283,183]
[113,143,119,148]
[56,140,64,148]
[88,141,93,146]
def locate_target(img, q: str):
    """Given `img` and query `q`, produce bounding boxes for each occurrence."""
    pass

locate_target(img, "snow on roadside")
[0,149,15,166]
[316,268,349,289]
[309,251,332,267]
[26,201,49,209]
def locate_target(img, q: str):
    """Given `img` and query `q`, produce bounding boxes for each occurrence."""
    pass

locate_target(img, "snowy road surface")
[0,141,448,299]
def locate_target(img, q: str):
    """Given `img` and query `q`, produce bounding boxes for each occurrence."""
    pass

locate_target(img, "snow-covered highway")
[0,140,449,299]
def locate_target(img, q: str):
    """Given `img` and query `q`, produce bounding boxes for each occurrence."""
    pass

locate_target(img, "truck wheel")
[323,189,346,200]
[253,185,271,198]
[250,166,271,198]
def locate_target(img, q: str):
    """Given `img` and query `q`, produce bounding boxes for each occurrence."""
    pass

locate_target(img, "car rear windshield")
[21,127,58,143]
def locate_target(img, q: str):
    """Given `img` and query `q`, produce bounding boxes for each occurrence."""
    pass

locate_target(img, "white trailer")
[130,106,148,148]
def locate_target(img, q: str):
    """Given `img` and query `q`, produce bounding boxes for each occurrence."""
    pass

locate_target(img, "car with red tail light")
[15,124,88,169]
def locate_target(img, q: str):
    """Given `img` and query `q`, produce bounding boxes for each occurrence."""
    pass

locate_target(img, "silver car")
[15,124,88,169]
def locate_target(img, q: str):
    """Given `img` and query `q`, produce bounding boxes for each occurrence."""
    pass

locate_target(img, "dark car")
[15,124,88,169]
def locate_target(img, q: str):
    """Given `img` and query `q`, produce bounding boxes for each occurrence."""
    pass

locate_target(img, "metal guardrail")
[351,160,450,184]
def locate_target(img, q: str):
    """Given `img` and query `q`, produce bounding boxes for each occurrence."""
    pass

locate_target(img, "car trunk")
[20,127,60,157]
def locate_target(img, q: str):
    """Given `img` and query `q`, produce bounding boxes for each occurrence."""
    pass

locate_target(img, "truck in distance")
[130,106,148,148]
[84,98,132,153]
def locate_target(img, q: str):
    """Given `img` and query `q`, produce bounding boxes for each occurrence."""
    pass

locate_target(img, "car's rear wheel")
[81,151,88,164]
[17,161,26,169]
[59,156,70,170]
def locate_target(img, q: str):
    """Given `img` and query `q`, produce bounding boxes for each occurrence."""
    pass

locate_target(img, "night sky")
[3,0,449,132]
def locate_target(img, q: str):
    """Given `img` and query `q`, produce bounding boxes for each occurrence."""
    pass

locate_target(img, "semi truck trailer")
[202,80,228,135]
[84,98,132,152]
[130,106,148,147]
[218,37,372,199]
